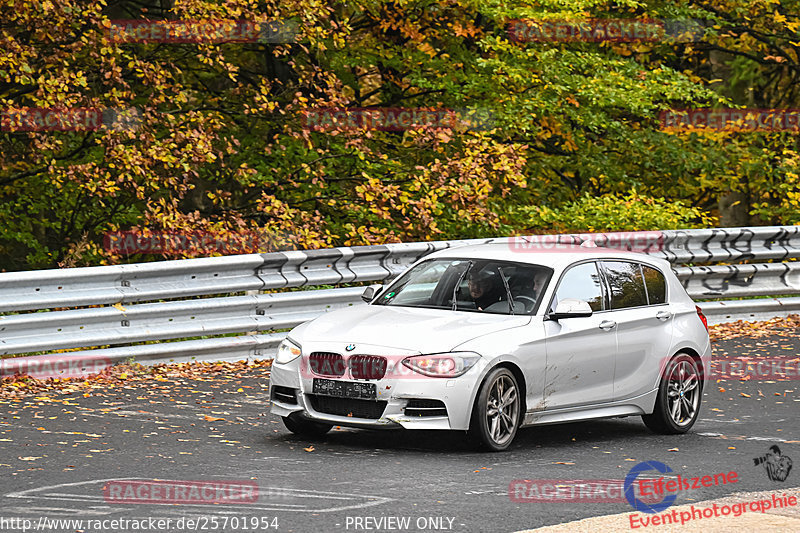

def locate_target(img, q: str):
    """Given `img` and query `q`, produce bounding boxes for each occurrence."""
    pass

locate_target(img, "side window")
[385,261,447,306]
[552,262,604,312]
[603,261,648,309]
[642,265,667,305]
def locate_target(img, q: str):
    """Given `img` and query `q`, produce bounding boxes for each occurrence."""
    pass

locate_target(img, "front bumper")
[268,344,486,431]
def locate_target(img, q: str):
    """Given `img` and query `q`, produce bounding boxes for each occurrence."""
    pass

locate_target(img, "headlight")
[276,338,302,364]
[402,352,480,378]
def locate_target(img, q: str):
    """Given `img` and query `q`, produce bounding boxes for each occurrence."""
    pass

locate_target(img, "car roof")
[428,242,670,270]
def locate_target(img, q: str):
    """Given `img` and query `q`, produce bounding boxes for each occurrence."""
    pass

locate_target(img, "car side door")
[599,261,675,401]
[542,261,617,409]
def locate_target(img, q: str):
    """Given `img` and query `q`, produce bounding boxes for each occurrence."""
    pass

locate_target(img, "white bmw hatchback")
[269,244,711,451]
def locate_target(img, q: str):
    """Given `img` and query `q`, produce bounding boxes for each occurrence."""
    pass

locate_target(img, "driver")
[532,271,548,299]
[468,270,505,311]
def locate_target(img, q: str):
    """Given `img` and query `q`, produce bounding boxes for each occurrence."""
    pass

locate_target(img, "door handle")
[599,320,617,331]
[656,311,672,321]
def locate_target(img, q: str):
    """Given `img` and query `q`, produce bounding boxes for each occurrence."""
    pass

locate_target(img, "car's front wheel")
[469,367,521,452]
[642,353,702,434]
[282,413,333,438]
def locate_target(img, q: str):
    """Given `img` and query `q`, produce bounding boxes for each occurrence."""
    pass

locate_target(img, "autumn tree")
[1,0,795,271]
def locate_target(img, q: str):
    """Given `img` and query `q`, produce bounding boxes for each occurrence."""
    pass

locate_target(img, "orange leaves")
[709,315,800,342]
[1,359,272,400]
[451,21,481,39]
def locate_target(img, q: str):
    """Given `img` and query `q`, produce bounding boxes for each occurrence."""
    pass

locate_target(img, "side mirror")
[361,284,383,303]
[547,298,593,320]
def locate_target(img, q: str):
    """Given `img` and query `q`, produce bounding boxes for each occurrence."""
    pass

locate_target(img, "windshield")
[375,258,553,315]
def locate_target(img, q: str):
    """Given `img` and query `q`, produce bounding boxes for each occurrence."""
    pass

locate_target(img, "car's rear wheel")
[469,367,521,452]
[282,413,333,438]
[642,353,702,434]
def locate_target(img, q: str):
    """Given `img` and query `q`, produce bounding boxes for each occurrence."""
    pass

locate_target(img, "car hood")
[291,304,531,354]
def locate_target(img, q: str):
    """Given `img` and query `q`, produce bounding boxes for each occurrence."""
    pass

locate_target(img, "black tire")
[468,367,521,452]
[642,353,702,434]
[282,413,333,438]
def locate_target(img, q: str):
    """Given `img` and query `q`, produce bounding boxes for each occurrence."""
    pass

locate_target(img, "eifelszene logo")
[753,445,793,482]
[624,461,739,514]
[624,461,677,514]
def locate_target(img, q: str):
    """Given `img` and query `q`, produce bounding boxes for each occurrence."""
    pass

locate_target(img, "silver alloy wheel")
[485,374,519,446]
[666,359,700,426]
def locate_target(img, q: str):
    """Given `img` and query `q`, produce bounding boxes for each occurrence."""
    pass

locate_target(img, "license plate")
[312,378,376,400]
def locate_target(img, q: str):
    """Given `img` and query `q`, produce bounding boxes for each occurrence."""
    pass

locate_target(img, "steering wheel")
[515,296,537,313]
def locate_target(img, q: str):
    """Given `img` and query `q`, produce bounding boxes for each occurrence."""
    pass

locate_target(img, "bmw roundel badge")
[345,344,356,352]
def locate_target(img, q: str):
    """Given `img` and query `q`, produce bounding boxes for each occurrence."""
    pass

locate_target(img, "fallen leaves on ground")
[0,359,272,399]
[709,314,800,342]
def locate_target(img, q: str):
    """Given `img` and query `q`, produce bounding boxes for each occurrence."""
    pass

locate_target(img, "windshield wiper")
[452,261,473,311]
[497,266,515,315]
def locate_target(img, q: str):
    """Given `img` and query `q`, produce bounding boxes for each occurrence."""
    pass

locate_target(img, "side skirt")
[521,389,658,427]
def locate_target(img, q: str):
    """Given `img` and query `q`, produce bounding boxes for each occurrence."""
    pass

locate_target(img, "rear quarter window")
[642,265,667,305]
[602,261,648,309]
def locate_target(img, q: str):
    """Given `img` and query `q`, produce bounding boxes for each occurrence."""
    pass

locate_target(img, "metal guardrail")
[0,254,266,313]
[698,297,800,325]
[656,226,800,263]
[1,226,799,377]
[0,288,364,356]
[674,262,800,299]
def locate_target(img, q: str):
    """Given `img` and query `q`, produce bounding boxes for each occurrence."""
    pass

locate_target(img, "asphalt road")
[1,331,799,533]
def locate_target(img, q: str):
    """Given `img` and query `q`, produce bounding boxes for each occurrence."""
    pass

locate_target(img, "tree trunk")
[718,190,751,227]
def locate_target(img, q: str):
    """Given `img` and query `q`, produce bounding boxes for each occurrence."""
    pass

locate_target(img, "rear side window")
[642,265,667,305]
[602,261,648,309]
[552,262,604,312]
